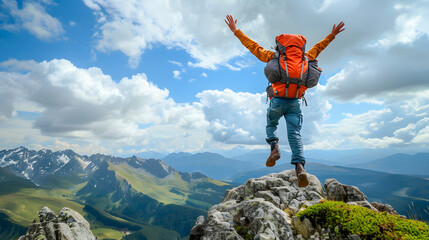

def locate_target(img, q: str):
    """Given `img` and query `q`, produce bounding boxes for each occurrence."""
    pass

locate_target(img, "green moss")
[296,201,429,240]
[235,226,254,240]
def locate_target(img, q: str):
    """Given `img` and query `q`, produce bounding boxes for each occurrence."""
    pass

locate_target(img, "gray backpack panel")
[264,52,281,83]
[305,60,321,88]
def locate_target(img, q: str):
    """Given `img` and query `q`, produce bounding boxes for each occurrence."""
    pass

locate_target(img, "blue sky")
[1,0,429,156]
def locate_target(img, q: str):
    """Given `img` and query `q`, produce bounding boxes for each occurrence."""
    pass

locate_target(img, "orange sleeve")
[234,29,275,63]
[305,33,336,60]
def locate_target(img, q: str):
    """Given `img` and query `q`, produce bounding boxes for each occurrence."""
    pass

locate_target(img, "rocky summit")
[18,206,95,240]
[190,169,401,240]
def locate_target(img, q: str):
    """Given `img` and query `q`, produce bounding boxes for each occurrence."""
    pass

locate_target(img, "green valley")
[0,148,231,239]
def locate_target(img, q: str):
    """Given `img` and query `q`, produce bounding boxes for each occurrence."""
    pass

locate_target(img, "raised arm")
[225,15,275,63]
[306,21,345,60]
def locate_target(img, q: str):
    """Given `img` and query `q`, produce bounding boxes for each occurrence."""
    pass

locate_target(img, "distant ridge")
[347,152,429,177]
[230,162,429,221]
[163,151,258,180]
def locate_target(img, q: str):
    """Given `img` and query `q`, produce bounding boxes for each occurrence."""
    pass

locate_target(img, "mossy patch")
[235,226,254,240]
[296,201,429,240]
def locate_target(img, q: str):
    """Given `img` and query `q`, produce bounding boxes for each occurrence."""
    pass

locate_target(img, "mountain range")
[1,146,428,239]
[162,151,260,180]
[0,147,232,239]
[161,150,429,181]
[347,152,429,177]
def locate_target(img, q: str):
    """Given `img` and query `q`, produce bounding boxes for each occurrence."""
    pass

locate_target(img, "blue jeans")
[266,97,305,165]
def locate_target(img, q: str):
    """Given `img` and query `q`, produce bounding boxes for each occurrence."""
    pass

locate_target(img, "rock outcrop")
[18,206,96,240]
[190,170,400,240]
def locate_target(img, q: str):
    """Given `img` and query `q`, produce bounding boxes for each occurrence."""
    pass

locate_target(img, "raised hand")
[225,15,238,33]
[332,21,345,36]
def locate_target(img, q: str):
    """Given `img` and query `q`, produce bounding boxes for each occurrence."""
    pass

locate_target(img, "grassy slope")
[0,182,138,240]
[0,186,177,240]
[109,162,228,209]
[92,228,125,239]
[84,204,180,240]
[0,190,85,226]
[1,161,229,239]
[0,212,27,240]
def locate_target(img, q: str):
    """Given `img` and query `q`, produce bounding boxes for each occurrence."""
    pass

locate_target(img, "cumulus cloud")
[324,0,429,102]
[1,0,64,40]
[325,35,429,102]
[78,0,364,68]
[196,89,266,144]
[80,0,429,72]
[172,70,181,79]
[195,88,331,148]
[1,58,429,153]
[0,59,209,152]
[306,90,429,150]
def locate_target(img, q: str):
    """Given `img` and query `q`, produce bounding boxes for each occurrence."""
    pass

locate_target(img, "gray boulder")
[191,171,400,240]
[190,169,324,240]
[18,206,96,240]
[371,202,399,215]
[324,178,376,211]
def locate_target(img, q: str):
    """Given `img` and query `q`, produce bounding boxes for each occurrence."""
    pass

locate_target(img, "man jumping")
[225,15,345,187]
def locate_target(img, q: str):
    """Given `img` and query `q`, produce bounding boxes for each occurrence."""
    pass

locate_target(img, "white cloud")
[197,89,267,144]
[201,72,208,78]
[80,0,429,73]
[305,90,429,150]
[79,0,368,69]
[1,0,64,40]
[2,57,429,154]
[0,59,209,154]
[412,125,429,144]
[324,0,429,102]
[325,35,429,102]
[173,70,181,79]
[390,117,403,123]
[169,60,183,67]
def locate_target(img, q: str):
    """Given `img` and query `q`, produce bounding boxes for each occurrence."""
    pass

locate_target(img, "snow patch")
[57,154,70,164]
[0,148,23,166]
[20,170,30,179]
[6,160,18,165]
[77,157,91,169]
[90,165,99,172]
[159,161,170,173]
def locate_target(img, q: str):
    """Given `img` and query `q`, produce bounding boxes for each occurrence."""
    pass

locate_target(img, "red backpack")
[265,34,321,102]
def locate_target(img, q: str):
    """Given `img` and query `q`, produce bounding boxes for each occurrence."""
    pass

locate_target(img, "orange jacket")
[233,29,335,62]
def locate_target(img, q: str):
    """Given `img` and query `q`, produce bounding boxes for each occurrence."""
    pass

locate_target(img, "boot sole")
[266,154,280,167]
[297,173,309,187]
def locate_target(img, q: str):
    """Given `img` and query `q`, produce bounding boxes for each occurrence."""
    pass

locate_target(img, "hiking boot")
[266,142,280,167]
[295,162,309,187]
